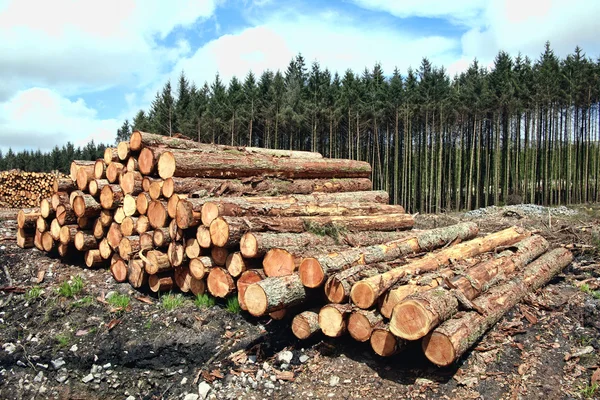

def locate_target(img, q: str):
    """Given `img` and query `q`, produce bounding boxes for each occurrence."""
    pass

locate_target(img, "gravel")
[465,204,578,218]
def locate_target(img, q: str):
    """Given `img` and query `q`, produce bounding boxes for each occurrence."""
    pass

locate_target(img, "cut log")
[92,217,105,241]
[136,192,151,215]
[57,243,69,257]
[16,228,34,249]
[99,209,113,227]
[53,179,75,194]
[196,225,212,248]
[139,232,154,250]
[189,256,215,280]
[318,304,353,337]
[144,250,171,274]
[167,242,186,267]
[167,194,187,219]
[422,247,573,367]
[174,265,192,292]
[107,222,123,250]
[114,207,126,224]
[142,176,161,192]
[300,222,479,289]
[104,147,119,165]
[85,249,103,267]
[184,238,202,259]
[148,200,169,228]
[136,215,150,234]
[120,171,143,195]
[226,252,253,278]
[74,231,97,251]
[50,219,62,241]
[291,310,320,339]
[237,269,266,310]
[69,190,84,207]
[148,180,163,200]
[269,309,287,320]
[93,159,105,180]
[390,235,549,340]
[125,156,138,173]
[40,198,54,219]
[244,274,307,316]
[99,238,113,259]
[263,248,301,277]
[324,263,394,304]
[128,259,148,289]
[118,236,140,260]
[123,194,138,217]
[117,141,130,161]
[77,216,92,230]
[207,267,235,298]
[105,162,124,183]
[120,216,138,236]
[36,216,48,233]
[153,227,171,248]
[189,277,206,296]
[350,226,529,309]
[169,219,183,242]
[56,204,77,226]
[370,324,404,357]
[34,229,44,251]
[110,255,128,283]
[51,192,70,211]
[100,184,124,210]
[89,179,109,197]
[76,166,94,191]
[73,194,102,218]
[211,246,229,266]
[17,208,41,229]
[70,160,95,181]
[59,225,78,245]
[348,310,384,342]
[149,272,174,292]
[210,213,414,248]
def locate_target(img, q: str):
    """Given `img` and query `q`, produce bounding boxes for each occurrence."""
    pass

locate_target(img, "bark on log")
[324,263,394,304]
[422,247,573,367]
[370,324,404,357]
[350,226,529,309]
[300,222,479,289]
[100,184,124,210]
[76,166,94,191]
[389,235,549,340]
[128,259,148,289]
[73,194,102,218]
[348,309,384,342]
[149,272,174,292]
[189,256,215,280]
[207,267,235,298]
[236,269,266,311]
[16,228,34,249]
[144,250,171,274]
[17,208,41,229]
[136,192,151,215]
[318,303,353,337]
[210,214,414,248]
[244,274,307,316]
[53,179,75,194]
[291,310,321,339]
[70,160,95,181]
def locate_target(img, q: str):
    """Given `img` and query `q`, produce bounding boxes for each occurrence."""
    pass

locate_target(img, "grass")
[303,221,347,244]
[25,286,42,300]
[107,293,130,309]
[144,319,152,330]
[55,333,70,348]
[579,283,600,300]
[58,276,84,298]
[160,293,185,311]
[194,293,216,308]
[225,296,241,313]
[580,382,599,398]
[72,296,93,308]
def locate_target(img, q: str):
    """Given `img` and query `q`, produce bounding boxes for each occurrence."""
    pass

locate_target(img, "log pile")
[14,130,574,367]
[0,170,66,208]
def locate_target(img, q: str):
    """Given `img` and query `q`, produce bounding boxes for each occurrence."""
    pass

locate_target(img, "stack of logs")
[0,170,65,208]
[15,130,573,367]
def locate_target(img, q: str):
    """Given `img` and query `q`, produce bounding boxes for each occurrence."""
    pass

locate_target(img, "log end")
[76,168,89,191]
[190,277,206,296]
[72,195,85,217]
[148,200,167,229]
[318,306,346,338]
[389,300,433,340]
[370,328,399,357]
[347,313,373,342]
[117,141,129,161]
[100,186,114,209]
[162,177,174,198]
[291,315,316,340]
[422,332,455,367]
[350,281,377,309]
[16,210,26,229]
[324,277,347,304]
[121,172,135,194]
[244,283,268,316]
[104,147,116,164]
[176,200,194,229]
[207,267,234,298]
[201,202,219,228]
[263,248,295,277]
[41,232,54,252]
[157,151,176,179]
[209,217,229,248]
[129,131,142,151]
[138,148,154,175]
[110,258,128,282]
[298,258,325,288]
[239,232,257,258]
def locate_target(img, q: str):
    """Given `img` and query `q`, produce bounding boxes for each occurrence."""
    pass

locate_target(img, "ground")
[0,205,599,400]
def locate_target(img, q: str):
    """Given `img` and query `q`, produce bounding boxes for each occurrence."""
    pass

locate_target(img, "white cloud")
[0,88,120,152]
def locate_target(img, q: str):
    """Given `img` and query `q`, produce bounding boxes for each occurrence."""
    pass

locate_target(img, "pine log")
[350,226,529,309]
[99,209,113,227]
[34,229,44,251]
[291,310,321,339]
[57,243,69,257]
[104,147,119,165]
[210,214,414,248]
[107,222,123,250]
[390,235,549,340]
[76,166,94,191]
[348,310,384,342]
[148,200,169,228]
[93,159,105,180]
[319,304,353,337]
[40,198,54,219]
[148,272,174,292]
[207,267,235,298]
[100,184,124,210]
[16,228,34,249]
[237,269,266,310]
[89,179,109,197]
[56,204,77,226]
[153,227,171,248]
[174,265,192,292]
[184,238,202,259]
[120,216,138,236]
[168,219,183,242]
[167,194,187,219]
[73,194,101,218]
[324,263,394,304]
[144,250,171,274]
[142,176,161,192]
[211,246,229,266]
[53,179,75,194]
[123,194,138,217]
[17,208,41,229]
[136,192,151,215]
[77,216,92,230]
[189,256,215,280]
[148,180,163,200]
[120,171,143,195]
[70,160,95,181]
[190,277,206,296]
[136,215,150,234]
[36,216,48,233]
[125,156,138,173]
[269,309,287,320]
[423,247,573,367]
[118,236,140,260]
[51,192,70,211]
[245,273,307,316]
[50,219,62,240]
[226,252,255,278]
[114,207,126,224]
[99,238,113,259]
[106,162,124,183]
[168,242,186,267]
[110,255,128,283]
[128,259,148,289]
[94,220,107,242]
[85,249,103,267]
[59,225,78,245]
[370,324,404,357]
[74,231,97,251]
[196,225,212,248]
[139,232,154,250]
[117,141,130,161]
[69,190,84,207]
[300,222,479,289]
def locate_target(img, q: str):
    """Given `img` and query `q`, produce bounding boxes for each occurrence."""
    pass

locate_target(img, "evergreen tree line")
[0,141,107,174]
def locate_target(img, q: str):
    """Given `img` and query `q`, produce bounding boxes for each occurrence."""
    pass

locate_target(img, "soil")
[0,204,599,400]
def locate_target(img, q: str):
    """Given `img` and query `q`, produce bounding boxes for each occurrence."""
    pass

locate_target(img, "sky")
[0,0,599,153]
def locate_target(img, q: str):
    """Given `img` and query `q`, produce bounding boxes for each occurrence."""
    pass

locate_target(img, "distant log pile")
[15,131,573,366]
[0,170,66,208]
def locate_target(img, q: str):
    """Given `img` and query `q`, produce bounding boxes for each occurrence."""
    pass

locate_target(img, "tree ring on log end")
[422,332,455,367]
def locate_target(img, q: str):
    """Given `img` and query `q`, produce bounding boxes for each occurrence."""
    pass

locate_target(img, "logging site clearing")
[1,133,600,400]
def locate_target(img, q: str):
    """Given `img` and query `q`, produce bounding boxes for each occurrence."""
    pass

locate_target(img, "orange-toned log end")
[237,270,264,311]
[129,131,143,151]
[201,202,219,227]
[389,300,433,340]
[148,274,174,293]
[117,141,129,161]
[149,181,163,200]
[298,257,325,288]
[189,258,209,280]
[263,248,295,277]
[148,201,168,229]
[120,172,137,194]
[167,195,180,219]
[157,151,176,179]
[94,159,105,179]
[176,200,195,229]
[350,281,378,309]
[190,277,206,296]
[16,229,34,249]
[207,267,235,298]
[347,313,373,342]
[85,249,103,268]
[57,243,69,257]
[41,232,55,252]
[196,225,212,248]
[291,311,320,340]
[318,306,346,338]
[76,167,91,191]
[324,277,346,304]
[174,266,192,293]
[162,178,174,198]
[226,252,246,278]
[111,258,128,282]
[239,232,258,258]
[244,284,268,317]
[211,247,229,266]
[422,332,455,367]
[104,147,117,164]
[269,309,287,320]
[138,147,155,175]
[370,328,400,357]
[209,218,230,248]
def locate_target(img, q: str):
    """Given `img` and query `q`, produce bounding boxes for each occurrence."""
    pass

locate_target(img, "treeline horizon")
[3,41,600,213]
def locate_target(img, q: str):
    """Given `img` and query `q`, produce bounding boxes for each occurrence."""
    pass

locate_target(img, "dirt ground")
[0,205,599,400]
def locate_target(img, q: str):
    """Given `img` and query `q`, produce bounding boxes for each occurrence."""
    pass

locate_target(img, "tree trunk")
[291,310,320,339]
[348,309,384,342]
[244,273,307,316]
[236,269,266,310]
[207,267,235,298]
[73,195,102,218]
[319,303,353,337]
[128,259,148,289]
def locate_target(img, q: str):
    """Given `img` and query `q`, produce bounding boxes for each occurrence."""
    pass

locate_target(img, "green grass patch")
[107,293,130,309]
[579,283,600,299]
[580,382,599,399]
[58,276,85,298]
[55,333,70,348]
[25,286,43,300]
[225,296,241,313]
[194,293,216,308]
[160,293,185,311]
[72,296,93,308]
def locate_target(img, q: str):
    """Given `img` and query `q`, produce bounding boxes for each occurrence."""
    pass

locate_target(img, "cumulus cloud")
[0,88,120,152]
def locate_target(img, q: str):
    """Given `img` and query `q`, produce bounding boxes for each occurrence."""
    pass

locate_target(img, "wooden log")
[196,225,212,248]
[136,215,150,234]
[56,204,77,226]
[110,255,128,283]
[100,184,124,210]
[370,324,404,357]
[269,309,287,320]
[153,227,171,248]
[99,238,113,259]
[51,192,70,211]
[142,176,161,192]
[99,209,113,227]
[174,265,192,292]
[423,247,573,367]
[53,179,75,194]
[104,147,119,165]
[114,207,126,224]
[89,179,109,197]
[211,246,229,266]
[107,222,123,250]
[189,256,215,280]
[85,249,103,267]
[125,156,138,173]
[69,190,84,208]
[136,192,151,215]
[74,231,97,251]
[77,216,92,230]
[93,159,106,180]
[318,304,353,337]
[43,232,56,252]
[106,162,124,183]
[148,200,169,229]
[148,180,163,200]
[236,269,266,310]
[291,310,321,339]
[167,194,186,219]
[40,198,54,219]
[120,216,138,236]
[168,242,186,267]
[263,248,300,277]
[16,228,34,249]
[190,277,206,296]
[144,250,171,274]
[70,160,95,181]
[390,235,549,340]
[34,229,44,251]
[300,222,479,289]
[245,274,307,316]
[324,263,394,304]
[123,194,138,217]
[350,226,529,309]
[117,141,130,161]
[207,267,235,298]
[50,219,62,241]
[210,213,414,248]
[118,236,140,260]
[348,310,384,342]
[120,171,143,195]
[128,259,147,289]
[36,216,48,233]
[76,166,94,191]
[57,243,70,257]
[149,272,174,292]
[17,208,41,229]
[73,194,102,218]
[59,225,78,244]
[226,252,252,278]
[139,232,154,250]
[169,219,183,242]
[184,238,202,259]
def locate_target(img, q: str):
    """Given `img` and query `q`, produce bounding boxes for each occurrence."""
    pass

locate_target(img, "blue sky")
[1,0,599,153]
